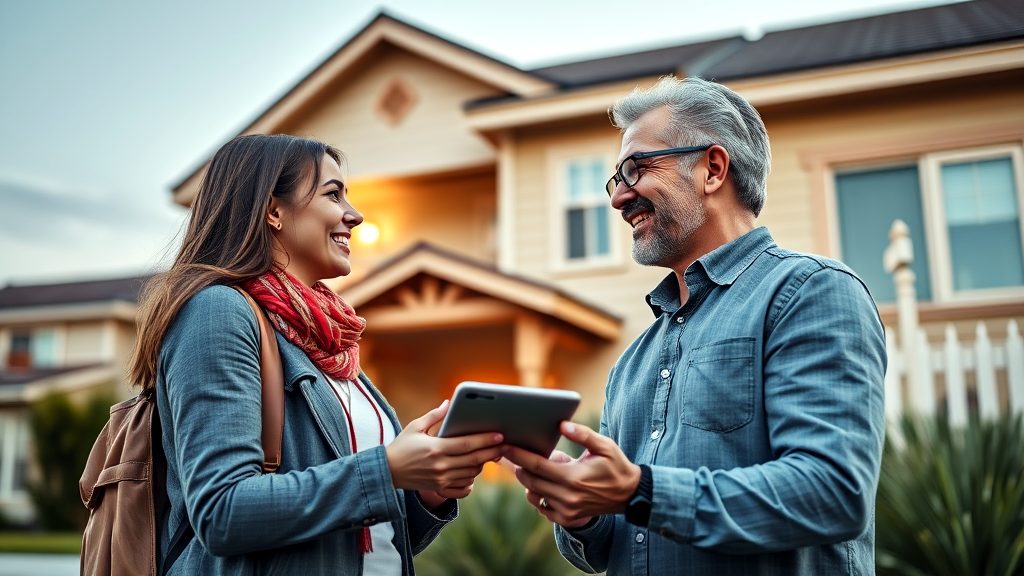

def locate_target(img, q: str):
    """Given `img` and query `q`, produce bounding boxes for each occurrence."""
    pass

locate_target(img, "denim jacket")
[556,227,887,575]
[156,285,454,575]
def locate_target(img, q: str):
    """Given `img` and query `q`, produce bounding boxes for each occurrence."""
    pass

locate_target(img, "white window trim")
[547,145,622,273]
[921,144,1024,303]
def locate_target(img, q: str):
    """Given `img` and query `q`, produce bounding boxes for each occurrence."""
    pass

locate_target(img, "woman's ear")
[703,145,730,194]
[266,197,284,231]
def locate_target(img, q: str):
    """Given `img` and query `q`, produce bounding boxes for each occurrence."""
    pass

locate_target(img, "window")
[0,414,29,500]
[834,144,1024,303]
[6,328,58,369]
[559,156,613,266]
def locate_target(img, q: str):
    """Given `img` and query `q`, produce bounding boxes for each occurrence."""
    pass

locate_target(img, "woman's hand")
[386,400,503,499]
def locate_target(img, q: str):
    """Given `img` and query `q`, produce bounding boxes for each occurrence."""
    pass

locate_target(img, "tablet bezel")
[437,381,581,456]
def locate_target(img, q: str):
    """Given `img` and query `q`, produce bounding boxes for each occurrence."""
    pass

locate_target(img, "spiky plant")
[876,413,1024,576]
[415,480,578,576]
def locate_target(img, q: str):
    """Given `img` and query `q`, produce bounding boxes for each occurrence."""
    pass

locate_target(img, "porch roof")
[342,242,622,341]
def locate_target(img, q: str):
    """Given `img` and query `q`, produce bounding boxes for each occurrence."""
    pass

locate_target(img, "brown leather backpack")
[79,288,283,576]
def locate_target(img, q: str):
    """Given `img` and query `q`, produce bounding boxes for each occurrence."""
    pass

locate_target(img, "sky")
[0,0,961,286]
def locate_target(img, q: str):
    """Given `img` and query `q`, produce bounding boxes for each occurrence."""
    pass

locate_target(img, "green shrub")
[27,390,115,531]
[876,413,1024,576]
[415,481,577,576]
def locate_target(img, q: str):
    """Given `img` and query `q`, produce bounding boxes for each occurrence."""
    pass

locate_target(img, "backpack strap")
[234,287,285,472]
[161,287,284,574]
[162,521,192,576]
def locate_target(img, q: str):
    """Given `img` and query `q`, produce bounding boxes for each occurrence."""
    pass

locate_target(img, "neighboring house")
[0,275,147,523]
[170,0,1024,423]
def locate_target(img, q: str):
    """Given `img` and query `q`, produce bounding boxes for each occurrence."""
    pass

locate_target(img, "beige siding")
[285,45,502,181]
[64,322,105,365]
[510,120,674,403]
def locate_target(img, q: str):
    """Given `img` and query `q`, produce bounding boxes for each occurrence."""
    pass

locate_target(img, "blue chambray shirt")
[555,227,886,576]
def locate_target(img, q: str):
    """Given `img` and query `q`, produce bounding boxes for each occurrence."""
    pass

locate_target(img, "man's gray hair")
[609,76,771,216]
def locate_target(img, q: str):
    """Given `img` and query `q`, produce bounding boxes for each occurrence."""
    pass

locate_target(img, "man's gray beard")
[632,232,674,267]
[630,204,704,268]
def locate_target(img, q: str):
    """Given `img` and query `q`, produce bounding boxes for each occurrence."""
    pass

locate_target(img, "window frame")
[547,146,622,273]
[921,144,1024,302]
[0,412,29,503]
[830,143,1024,304]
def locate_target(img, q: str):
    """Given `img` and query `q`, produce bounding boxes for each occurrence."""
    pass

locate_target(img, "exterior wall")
[758,76,1024,257]
[505,76,1024,409]
[338,167,498,286]
[364,325,517,425]
[510,118,673,406]
[284,44,502,181]
[64,322,106,365]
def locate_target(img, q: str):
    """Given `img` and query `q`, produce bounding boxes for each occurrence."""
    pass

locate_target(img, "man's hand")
[503,421,641,528]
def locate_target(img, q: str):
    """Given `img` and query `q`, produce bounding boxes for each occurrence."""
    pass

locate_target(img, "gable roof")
[171,11,555,198]
[343,242,621,340]
[0,275,152,310]
[172,1,1024,195]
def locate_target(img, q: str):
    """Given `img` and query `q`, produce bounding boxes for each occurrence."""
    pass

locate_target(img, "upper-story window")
[6,328,58,370]
[565,158,611,261]
[834,144,1024,303]
[552,155,618,270]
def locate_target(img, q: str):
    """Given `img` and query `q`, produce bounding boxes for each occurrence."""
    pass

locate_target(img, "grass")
[0,531,81,554]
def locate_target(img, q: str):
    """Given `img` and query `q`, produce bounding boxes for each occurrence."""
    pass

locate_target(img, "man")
[502,76,886,575]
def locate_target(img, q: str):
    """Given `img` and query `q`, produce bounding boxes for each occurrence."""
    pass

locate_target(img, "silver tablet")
[437,381,581,456]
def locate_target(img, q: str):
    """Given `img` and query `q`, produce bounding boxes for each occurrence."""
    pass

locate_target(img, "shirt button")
[660,368,670,379]
[675,316,684,324]
[651,429,660,439]
[635,533,645,543]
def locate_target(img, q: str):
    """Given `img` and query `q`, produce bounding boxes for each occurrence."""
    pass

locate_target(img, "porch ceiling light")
[357,222,380,245]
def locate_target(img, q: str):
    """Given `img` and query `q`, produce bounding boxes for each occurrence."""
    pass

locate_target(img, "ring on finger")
[539,497,549,509]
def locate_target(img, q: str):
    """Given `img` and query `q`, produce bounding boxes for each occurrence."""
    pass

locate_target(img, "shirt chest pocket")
[680,337,755,433]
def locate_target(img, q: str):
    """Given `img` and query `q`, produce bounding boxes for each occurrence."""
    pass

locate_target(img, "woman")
[128,134,503,574]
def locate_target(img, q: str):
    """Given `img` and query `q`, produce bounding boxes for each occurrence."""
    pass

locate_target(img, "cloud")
[0,176,186,284]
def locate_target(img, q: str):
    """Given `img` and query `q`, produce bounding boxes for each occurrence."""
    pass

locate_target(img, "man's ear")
[266,197,284,231]
[703,145,730,194]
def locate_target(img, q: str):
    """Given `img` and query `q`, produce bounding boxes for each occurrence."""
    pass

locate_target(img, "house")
[165,0,1023,424]
[0,275,148,523]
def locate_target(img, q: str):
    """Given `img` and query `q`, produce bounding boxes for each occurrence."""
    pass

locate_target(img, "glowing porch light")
[357,222,380,245]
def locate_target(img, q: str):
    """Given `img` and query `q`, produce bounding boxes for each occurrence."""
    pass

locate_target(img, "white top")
[327,376,402,576]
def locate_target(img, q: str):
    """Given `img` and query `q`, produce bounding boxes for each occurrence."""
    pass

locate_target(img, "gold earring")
[275,222,282,230]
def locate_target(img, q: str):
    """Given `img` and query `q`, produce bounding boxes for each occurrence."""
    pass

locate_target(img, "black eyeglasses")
[605,145,713,196]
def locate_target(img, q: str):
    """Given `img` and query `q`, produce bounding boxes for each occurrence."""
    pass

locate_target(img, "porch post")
[514,315,554,387]
[883,219,929,414]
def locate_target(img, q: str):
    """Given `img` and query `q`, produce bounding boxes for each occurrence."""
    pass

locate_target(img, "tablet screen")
[438,381,581,456]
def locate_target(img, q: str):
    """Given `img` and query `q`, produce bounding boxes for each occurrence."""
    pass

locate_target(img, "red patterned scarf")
[241,271,365,380]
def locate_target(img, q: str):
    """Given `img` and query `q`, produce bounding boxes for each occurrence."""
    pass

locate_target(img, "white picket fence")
[884,320,1024,425]
[882,219,1024,425]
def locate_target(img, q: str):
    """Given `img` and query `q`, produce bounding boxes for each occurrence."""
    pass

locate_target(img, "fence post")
[884,220,927,414]
[1008,319,1024,414]
[975,323,999,420]
[944,324,968,427]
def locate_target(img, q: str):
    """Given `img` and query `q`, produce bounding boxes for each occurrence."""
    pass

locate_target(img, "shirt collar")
[644,227,775,317]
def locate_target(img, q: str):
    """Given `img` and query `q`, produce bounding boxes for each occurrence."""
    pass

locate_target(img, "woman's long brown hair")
[129,134,342,389]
